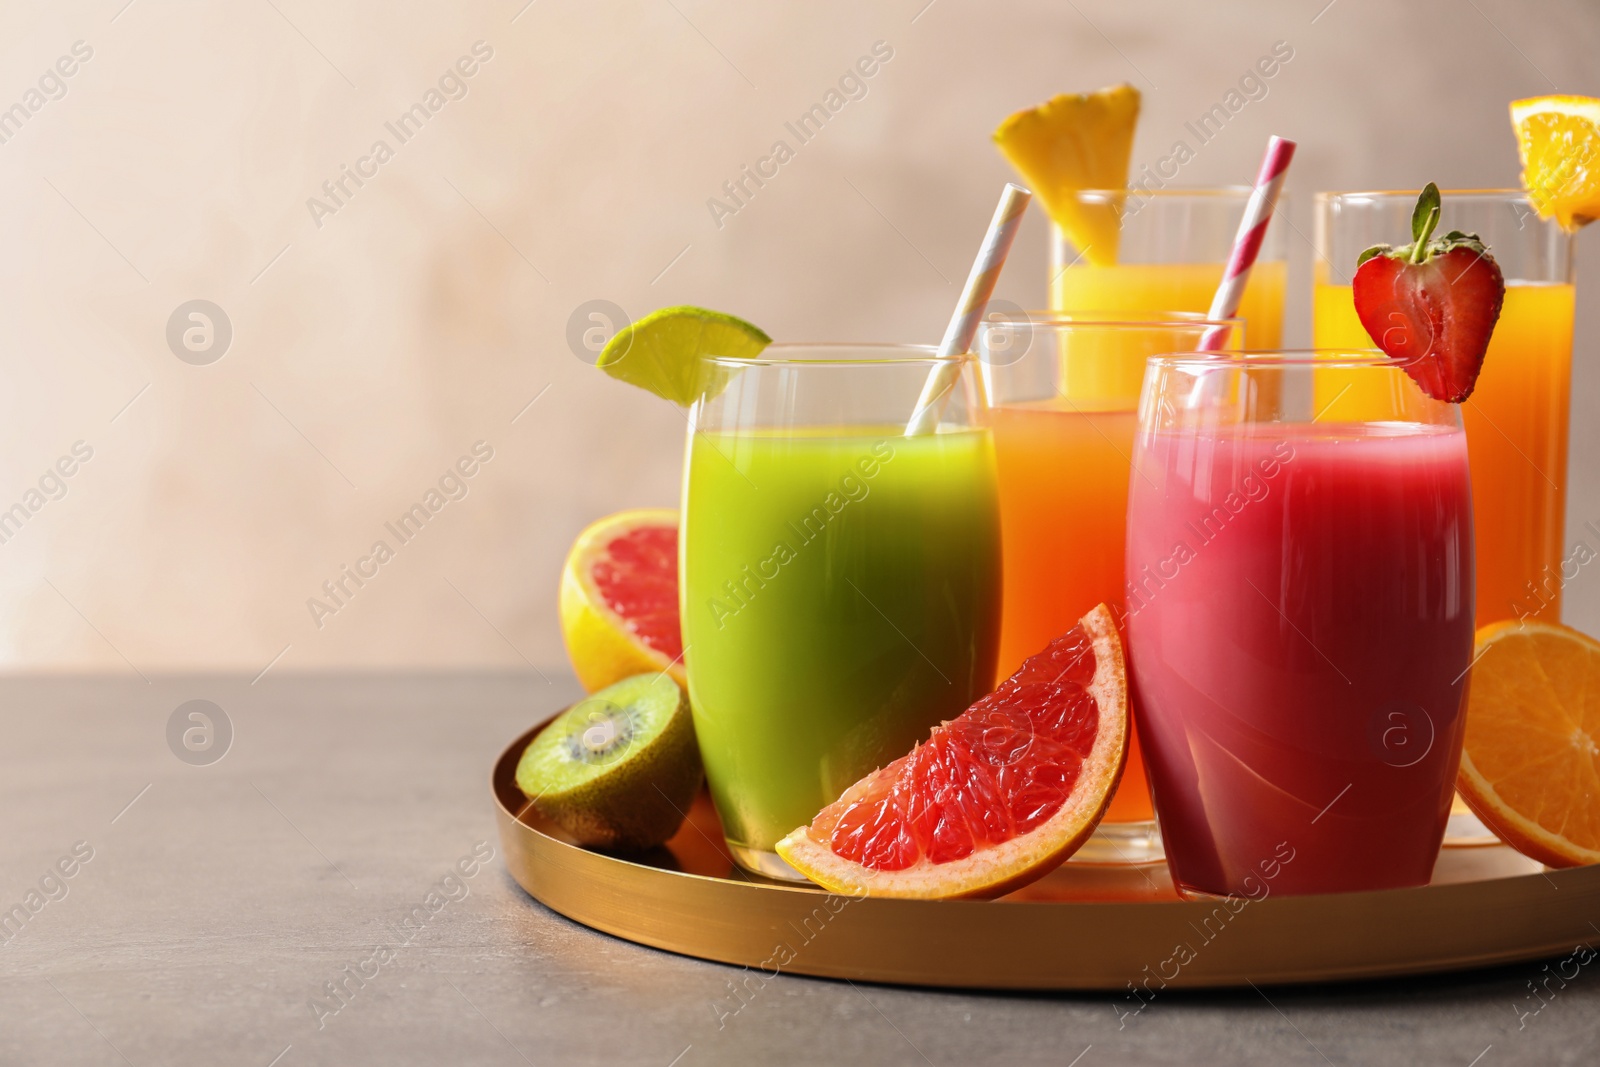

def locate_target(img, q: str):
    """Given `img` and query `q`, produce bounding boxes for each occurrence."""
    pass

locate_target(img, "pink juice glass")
[1125,352,1475,897]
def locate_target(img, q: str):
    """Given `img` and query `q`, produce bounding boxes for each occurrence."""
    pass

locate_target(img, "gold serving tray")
[494,719,1598,990]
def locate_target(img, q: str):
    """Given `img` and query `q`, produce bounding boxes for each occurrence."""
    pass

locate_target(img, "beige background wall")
[0,0,1596,676]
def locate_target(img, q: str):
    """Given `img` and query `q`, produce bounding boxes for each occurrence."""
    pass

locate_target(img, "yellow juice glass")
[1313,191,1575,628]
[1050,188,1288,349]
[978,312,1242,864]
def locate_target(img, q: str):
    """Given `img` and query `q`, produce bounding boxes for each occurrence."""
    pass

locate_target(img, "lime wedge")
[597,306,771,406]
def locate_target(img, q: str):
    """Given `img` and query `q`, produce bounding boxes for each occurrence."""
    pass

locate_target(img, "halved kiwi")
[515,673,702,851]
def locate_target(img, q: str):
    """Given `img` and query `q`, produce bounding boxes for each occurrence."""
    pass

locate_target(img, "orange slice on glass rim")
[1511,94,1600,231]
[776,604,1128,899]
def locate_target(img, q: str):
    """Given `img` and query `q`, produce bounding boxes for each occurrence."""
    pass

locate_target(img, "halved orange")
[993,84,1140,266]
[776,604,1128,899]
[559,509,686,693]
[1457,619,1600,868]
[1511,95,1600,231]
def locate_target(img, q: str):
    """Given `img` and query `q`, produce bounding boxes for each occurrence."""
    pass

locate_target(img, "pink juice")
[1125,422,1474,896]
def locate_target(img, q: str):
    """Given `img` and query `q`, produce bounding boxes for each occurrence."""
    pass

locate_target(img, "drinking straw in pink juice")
[1126,422,1474,896]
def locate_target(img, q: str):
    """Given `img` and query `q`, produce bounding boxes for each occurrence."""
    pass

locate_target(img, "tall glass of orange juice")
[1314,191,1575,628]
[1051,187,1287,347]
[977,312,1242,864]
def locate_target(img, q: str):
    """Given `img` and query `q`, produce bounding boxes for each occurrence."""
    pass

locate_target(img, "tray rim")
[493,718,1599,991]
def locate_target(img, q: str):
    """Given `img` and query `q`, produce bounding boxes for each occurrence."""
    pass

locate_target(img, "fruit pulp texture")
[1052,260,1286,350]
[991,402,1149,823]
[682,428,1002,853]
[1313,278,1574,627]
[592,525,683,661]
[815,628,1099,870]
[1126,423,1474,896]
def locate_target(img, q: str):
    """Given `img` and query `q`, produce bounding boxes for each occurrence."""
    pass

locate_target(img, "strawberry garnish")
[1351,183,1506,402]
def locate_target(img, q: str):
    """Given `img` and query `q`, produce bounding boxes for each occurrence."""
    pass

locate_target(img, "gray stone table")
[0,673,1594,1066]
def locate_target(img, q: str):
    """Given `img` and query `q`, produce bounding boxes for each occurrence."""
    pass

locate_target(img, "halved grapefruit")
[559,509,686,693]
[776,604,1128,899]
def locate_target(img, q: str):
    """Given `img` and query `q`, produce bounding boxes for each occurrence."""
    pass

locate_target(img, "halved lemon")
[1456,619,1600,868]
[993,84,1140,266]
[1511,95,1600,231]
[559,509,686,693]
[776,604,1128,899]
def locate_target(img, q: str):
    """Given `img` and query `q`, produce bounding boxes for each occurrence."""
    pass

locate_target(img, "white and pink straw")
[1199,135,1297,351]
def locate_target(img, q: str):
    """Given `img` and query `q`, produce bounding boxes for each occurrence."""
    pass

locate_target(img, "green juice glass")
[681,344,1002,879]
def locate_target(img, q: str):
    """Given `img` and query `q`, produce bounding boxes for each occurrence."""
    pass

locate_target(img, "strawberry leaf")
[1412,182,1442,243]
[1356,244,1393,267]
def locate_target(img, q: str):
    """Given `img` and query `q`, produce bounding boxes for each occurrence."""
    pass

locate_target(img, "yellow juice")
[1313,275,1575,625]
[1052,260,1286,349]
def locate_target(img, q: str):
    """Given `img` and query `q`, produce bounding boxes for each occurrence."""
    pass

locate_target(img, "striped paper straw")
[904,182,1032,436]
[1198,135,1297,351]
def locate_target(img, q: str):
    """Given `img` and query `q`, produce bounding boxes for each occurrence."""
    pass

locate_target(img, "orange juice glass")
[1051,187,1288,348]
[1313,191,1575,629]
[977,312,1242,864]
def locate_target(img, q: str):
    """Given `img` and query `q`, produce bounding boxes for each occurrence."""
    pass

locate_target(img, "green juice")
[681,426,1002,857]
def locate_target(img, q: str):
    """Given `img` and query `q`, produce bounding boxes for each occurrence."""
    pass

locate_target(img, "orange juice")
[1313,275,1575,626]
[986,312,1259,832]
[1053,260,1287,348]
[990,400,1150,822]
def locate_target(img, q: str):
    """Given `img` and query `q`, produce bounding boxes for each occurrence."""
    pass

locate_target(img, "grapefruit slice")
[1457,619,1600,868]
[559,509,686,693]
[776,604,1128,899]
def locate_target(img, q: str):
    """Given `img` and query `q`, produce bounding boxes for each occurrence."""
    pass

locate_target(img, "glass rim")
[1316,188,1530,204]
[1147,347,1422,370]
[984,310,1242,330]
[700,342,964,369]
[1071,185,1258,200]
